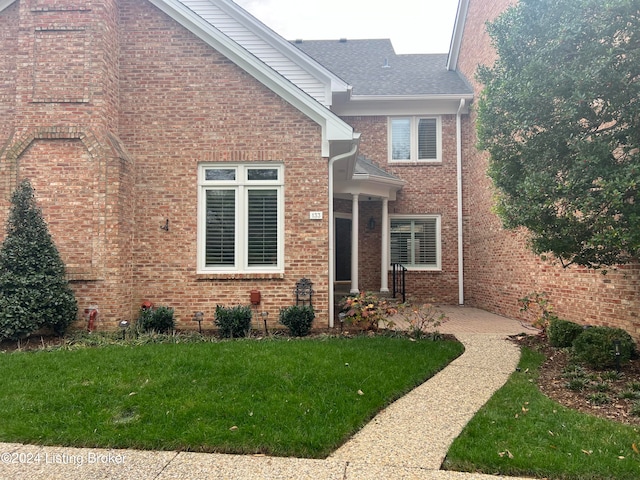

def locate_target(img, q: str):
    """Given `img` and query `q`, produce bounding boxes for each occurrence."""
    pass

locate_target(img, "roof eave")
[447,0,470,71]
[215,1,349,93]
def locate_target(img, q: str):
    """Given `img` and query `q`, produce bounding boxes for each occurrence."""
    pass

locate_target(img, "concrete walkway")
[0,307,537,480]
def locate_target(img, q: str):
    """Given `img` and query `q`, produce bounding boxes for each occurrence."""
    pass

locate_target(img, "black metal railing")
[391,263,407,303]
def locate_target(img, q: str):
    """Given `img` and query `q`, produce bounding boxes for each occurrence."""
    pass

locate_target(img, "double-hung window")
[389,116,441,162]
[198,164,283,273]
[390,215,441,270]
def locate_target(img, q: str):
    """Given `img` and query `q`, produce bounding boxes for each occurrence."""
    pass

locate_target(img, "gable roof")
[293,39,473,97]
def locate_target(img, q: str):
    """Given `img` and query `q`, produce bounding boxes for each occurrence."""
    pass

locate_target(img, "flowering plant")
[340,292,397,331]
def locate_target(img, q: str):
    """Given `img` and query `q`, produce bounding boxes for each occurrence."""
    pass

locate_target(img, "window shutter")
[247,189,278,266]
[418,118,437,159]
[414,219,437,265]
[205,190,235,266]
[390,220,411,264]
[390,218,437,267]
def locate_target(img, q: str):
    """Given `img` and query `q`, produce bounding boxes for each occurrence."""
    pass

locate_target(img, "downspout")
[456,98,466,305]
[328,140,359,327]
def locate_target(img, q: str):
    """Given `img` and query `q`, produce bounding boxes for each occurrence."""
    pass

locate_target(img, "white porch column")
[350,194,360,294]
[380,197,389,294]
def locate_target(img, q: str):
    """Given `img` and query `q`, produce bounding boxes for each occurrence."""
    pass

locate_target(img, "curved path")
[0,307,536,479]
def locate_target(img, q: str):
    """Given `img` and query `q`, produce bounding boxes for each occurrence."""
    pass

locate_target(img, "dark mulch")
[511,333,640,426]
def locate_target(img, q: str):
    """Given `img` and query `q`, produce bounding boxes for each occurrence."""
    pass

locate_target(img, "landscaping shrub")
[279,305,315,337]
[547,317,584,347]
[572,326,636,370]
[215,305,252,338]
[340,292,397,331]
[0,179,77,339]
[136,306,175,333]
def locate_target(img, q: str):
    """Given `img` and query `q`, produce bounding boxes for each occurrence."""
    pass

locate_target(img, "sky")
[233,0,461,54]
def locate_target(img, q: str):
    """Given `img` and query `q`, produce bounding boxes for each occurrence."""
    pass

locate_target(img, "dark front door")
[335,217,351,282]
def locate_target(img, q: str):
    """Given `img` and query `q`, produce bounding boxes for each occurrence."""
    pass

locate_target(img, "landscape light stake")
[614,340,621,372]
[118,320,129,340]
[193,311,204,334]
[261,311,269,335]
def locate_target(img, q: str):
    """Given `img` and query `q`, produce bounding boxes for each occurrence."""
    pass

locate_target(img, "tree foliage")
[0,179,78,339]
[477,0,640,268]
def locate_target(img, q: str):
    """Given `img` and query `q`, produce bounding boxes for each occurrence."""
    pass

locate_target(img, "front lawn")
[0,335,462,458]
[443,348,640,480]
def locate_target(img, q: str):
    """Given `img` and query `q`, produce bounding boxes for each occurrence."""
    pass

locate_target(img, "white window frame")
[388,116,442,163]
[197,163,284,274]
[389,215,441,271]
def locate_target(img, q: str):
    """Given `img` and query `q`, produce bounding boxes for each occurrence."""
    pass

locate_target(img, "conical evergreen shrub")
[0,179,77,339]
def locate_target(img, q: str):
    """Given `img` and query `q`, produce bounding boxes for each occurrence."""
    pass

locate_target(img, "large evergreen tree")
[477,0,640,269]
[0,179,77,339]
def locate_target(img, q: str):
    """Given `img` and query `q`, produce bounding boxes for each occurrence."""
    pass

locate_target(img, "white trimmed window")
[198,164,284,273]
[389,116,441,162]
[390,215,441,270]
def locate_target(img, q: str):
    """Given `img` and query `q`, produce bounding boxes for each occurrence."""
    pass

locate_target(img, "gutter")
[456,98,466,305]
[328,138,360,327]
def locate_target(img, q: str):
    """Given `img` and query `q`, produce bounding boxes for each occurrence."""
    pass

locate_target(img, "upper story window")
[390,215,441,270]
[389,117,441,163]
[198,164,284,273]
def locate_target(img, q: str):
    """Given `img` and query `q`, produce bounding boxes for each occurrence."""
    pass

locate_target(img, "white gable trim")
[149,0,354,155]
[203,0,349,98]
[0,0,14,12]
[447,0,470,71]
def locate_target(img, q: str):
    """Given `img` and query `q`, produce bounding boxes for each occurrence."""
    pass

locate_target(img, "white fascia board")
[333,94,474,116]
[216,1,349,94]
[0,0,15,13]
[149,0,354,155]
[447,0,470,71]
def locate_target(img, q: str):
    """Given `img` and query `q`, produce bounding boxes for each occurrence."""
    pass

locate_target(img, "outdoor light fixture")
[339,312,346,332]
[193,311,204,334]
[368,217,376,231]
[118,320,129,340]
[261,311,269,335]
[614,339,621,372]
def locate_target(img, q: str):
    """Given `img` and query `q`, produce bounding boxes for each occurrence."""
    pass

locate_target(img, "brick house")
[0,0,472,330]
[3,0,636,337]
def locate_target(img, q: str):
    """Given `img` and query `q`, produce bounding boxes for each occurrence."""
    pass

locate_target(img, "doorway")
[335,217,351,284]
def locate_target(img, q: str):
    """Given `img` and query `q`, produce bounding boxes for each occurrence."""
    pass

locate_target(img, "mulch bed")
[512,333,640,427]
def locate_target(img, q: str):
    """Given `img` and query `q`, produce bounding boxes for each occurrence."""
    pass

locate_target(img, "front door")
[335,217,351,282]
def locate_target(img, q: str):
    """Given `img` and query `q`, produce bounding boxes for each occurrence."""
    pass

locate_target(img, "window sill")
[196,272,285,281]
[388,160,442,165]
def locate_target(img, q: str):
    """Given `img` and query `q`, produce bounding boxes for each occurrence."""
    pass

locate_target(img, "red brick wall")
[458,0,640,338]
[0,0,330,330]
[343,115,461,304]
[119,0,329,329]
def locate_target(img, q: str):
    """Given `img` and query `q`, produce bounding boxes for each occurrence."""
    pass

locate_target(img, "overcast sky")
[233,0,460,54]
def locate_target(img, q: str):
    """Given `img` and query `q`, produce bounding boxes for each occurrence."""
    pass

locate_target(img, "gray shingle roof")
[354,156,403,182]
[292,39,472,96]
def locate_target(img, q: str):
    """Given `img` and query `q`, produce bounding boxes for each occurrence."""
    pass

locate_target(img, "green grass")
[0,335,462,458]
[443,348,640,480]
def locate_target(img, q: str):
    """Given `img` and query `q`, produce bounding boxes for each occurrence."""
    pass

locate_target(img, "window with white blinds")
[198,164,283,273]
[390,216,441,269]
[389,117,441,162]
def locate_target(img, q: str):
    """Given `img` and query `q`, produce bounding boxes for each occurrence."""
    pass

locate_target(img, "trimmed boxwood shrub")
[547,317,584,348]
[572,326,636,370]
[137,306,175,334]
[279,305,315,337]
[215,305,252,338]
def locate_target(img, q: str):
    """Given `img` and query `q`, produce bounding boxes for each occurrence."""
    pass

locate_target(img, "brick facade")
[0,0,329,330]
[458,0,640,338]
[344,115,461,304]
